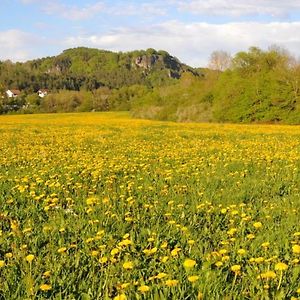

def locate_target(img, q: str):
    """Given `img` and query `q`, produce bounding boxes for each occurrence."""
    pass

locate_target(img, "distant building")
[38,89,48,98]
[6,89,21,98]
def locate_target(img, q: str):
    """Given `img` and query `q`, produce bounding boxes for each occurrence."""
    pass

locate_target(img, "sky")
[1,0,300,67]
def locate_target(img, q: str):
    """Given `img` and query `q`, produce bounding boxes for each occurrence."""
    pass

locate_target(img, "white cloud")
[2,21,300,67]
[43,1,105,20]
[64,21,300,67]
[173,0,300,17]
[0,30,41,61]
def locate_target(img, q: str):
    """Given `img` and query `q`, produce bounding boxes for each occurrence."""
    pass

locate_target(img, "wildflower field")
[1,112,300,300]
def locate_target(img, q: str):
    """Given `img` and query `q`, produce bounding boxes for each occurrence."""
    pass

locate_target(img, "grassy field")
[1,112,300,299]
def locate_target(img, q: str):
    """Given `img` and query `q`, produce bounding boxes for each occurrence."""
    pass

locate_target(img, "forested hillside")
[0,46,300,124]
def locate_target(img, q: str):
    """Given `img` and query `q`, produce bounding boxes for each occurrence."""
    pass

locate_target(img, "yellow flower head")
[292,245,300,254]
[114,294,127,300]
[57,247,67,254]
[123,261,134,270]
[165,279,179,287]
[231,265,241,273]
[275,262,288,271]
[138,285,150,293]
[156,272,167,279]
[188,275,199,283]
[183,259,196,268]
[260,271,276,279]
[237,249,247,255]
[40,284,52,291]
[253,222,263,229]
[25,254,35,263]
[0,260,5,268]
[111,248,119,256]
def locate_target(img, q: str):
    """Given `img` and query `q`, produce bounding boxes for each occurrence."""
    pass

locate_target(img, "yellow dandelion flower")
[253,222,263,229]
[91,250,99,257]
[120,283,130,289]
[188,275,199,283]
[165,279,179,287]
[237,249,247,255]
[254,257,264,264]
[100,257,108,264]
[57,247,67,254]
[260,271,276,279]
[5,253,13,259]
[292,245,300,254]
[161,256,169,263]
[275,262,288,271]
[43,271,51,278]
[123,261,133,270]
[156,272,167,279]
[183,259,196,268]
[111,248,119,256]
[296,288,300,294]
[0,260,5,268]
[138,285,150,293]
[113,294,127,300]
[215,261,223,268]
[40,284,52,291]
[247,233,255,240]
[25,254,35,263]
[261,242,270,248]
[171,248,181,256]
[231,265,241,273]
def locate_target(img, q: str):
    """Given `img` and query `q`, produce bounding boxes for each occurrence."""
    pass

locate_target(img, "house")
[38,89,48,98]
[6,89,21,98]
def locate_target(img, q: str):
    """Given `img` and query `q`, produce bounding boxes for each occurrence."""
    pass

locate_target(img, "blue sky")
[1,0,300,66]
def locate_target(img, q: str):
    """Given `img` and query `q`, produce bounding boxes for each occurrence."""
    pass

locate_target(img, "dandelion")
[237,249,247,255]
[171,248,181,256]
[261,242,270,248]
[138,285,150,293]
[57,247,67,254]
[253,222,263,229]
[292,245,300,254]
[275,262,288,271]
[260,271,276,279]
[0,260,5,267]
[114,294,127,300]
[165,279,179,287]
[231,265,241,273]
[188,275,199,283]
[183,259,196,268]
[25,254,35,263]
[215,261,223,268]
[43,271,51,278]
[99,257,108,264]
[40,284,52,291]
[156,273,167,279]
[111,248,119,256]
[123,261,133,270]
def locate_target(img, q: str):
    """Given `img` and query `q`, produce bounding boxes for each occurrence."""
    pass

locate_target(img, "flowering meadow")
[1,112,300,299]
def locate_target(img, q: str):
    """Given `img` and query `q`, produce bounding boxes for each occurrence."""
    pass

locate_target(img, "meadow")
[0,112,300,299]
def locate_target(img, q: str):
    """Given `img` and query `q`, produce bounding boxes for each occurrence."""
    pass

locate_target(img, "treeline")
[132,46,300,124]
[1,46,300,124]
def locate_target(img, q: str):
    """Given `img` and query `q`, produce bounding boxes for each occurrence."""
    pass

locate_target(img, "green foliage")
[212,47,300,123]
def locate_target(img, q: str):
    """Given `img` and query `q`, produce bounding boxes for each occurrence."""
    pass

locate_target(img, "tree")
[208,51,232,71]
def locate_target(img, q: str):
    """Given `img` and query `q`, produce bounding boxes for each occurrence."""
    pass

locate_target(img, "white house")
[38,89,48,98]
[6,89,21,98]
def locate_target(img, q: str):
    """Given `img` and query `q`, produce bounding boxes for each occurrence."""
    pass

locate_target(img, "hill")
[0,47,198,92]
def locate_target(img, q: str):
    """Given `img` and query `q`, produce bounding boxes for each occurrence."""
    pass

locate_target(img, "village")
[0,88,49,113]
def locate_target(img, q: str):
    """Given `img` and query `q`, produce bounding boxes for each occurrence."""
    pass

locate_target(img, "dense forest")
[1,46,300,123]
